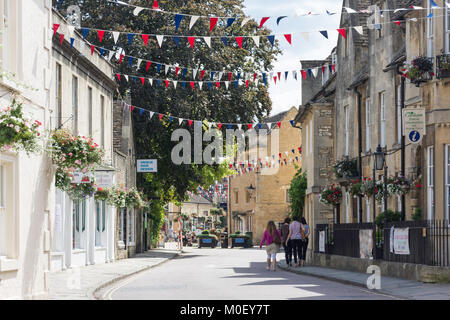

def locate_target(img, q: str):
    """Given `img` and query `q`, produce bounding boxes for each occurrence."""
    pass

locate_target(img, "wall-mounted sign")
[403,108,426,144]
[71,172,93,184]
[95,172,114,188]
[137,159,157,173]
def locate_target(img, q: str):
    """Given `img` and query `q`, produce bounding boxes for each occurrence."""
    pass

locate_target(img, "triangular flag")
[112,32,120,44]
[312,68,318,78]
[97,30,105,43]
[173,80,178,88]
[228,72,232,81]
[175,14,184,31]
[193,69,198,79]
[133,6,144,16]
[337,28,346,39]
[141,34,149,46]
[203,37,211,48]
[224,81,229,90]
[175,67,180,77]
[245,80,249,88]
[221,37,228,46]
[159,114,164,121]
[277,16,287,25]
[81,28,89,40]
[354,26,364,35]
[201,70,206,80]
[267,35,275,46]
[189,16,200,29]
[124,75,129,82]
[148,78,153,86]
[188,37,195,49]
[188,120,193,127]
[241,17,251,27]
[116,74,121,81]
[277,122,281,128]
[156,35,164,47]
[173,36,180,47]
[247,124,252,130]
[70,38,75,48]
[300,32,310,41]
[178,118,183,125]
[153,0,159,10]
[67,26,75,37]
[344,7,357,13]
[127,33,135,45]
[252,36,260,47]
[190,81,195,90]
[319,31,328,39]
[53,24,60,36]
[90,45,95,55]
[210,18,218,32]
[165,64,170,75]
[237,124,242,130]
[217,123,222,130]
[259,17,270,29]
[284,34,292,45]
[236,37,243,48]
[146,61,152,72]
[198,82,203,89]
[165,80,169,88]
[227,18,236,28]
[290,120,294,127]
[394,21,401,26]
[140,77,145,85]
[59,34,64,45]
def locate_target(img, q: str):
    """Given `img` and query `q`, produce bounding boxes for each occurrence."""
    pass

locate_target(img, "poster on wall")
[319,231,325,253]
[359,229,373,259]
[390,226,395,253]
[394,228,410,255]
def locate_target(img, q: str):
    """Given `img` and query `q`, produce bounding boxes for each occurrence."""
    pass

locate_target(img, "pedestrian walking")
[259,221,282,272]
[285,216,303,267]
[300,217,310,267]
[280,217,292,267]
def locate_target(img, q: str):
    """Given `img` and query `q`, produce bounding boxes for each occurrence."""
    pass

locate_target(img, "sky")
[242,0,343,116]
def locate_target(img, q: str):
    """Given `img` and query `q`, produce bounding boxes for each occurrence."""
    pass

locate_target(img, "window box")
[436,54,450,79]
[403,56,434,87]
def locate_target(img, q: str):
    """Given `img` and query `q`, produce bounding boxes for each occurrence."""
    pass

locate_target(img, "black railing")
[436,54,450,79]
[315,224,334,254]
[333,223,374,258]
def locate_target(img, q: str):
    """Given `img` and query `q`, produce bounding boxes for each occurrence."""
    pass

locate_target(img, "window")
[380,92,386,148]
[345,106,349,156]
[72,76,78,135]
[446,3,450,53]
[203,211,208,216]
[1,0,17,74]
[128,208,135,244]
[365,99,371,152]
[366,197,371,222]
[248,215,253,232]
[427,146,434,220]
[345,192,350,223]
[445,145,450,221]
[100,95,105,147]
[397,195,402,213]
[309,120,312,155]
[427,0,434,58]
[235,191,238,204]
[73,199,86,250]
[396,86,402,144]
[246,190,250,203]
[322,64,329,85]
[305,124,309,155]
[95,201,106,247]
[286,189,291,203]
[332,52,337,72]
[88,87,93,137]
[55,63,62,128]
[119,208,126,243]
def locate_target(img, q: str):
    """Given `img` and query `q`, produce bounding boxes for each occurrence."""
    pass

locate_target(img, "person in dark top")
[300,217,310,267]
[280,217,292,267]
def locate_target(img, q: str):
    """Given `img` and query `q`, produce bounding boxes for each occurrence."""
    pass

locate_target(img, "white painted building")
[49,10,117,272]
[0,0,53,299]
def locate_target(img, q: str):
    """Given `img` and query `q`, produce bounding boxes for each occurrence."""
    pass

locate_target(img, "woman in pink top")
[259,221,282,271]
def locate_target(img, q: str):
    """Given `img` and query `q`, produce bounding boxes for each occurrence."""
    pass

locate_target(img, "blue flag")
[276,16,287,25]
[221,37,228,46]
[227,18,236,28]
[267,35,275,46]
[82,28,89,40]
[70,38,75,48]
[127,33,135,45]
[175,14,184,31]
[319,31,328,39]
[173,36,180,47]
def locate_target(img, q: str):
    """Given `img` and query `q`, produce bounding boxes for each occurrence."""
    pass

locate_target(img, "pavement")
[47,244,180,300]
[277,261,450,300]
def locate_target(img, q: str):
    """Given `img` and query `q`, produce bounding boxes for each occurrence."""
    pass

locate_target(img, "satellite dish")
[67,5,81,27]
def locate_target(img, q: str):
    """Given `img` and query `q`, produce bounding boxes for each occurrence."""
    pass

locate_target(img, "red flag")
[298,147,302,153]
[159,114,164,121]
[284,34,292,45]
[259,17,270,29]
[146,61,152,72]
[279,153,282,158]
[216,82,220,89]
[175,67,180,77]
[153,0,159,10]
[201,70,205,80]
[188,120,193,127]
[119,54,124,65]
[273,77,277,84]
[322,66,326,74]
[332,64,336,72]
[301,70,306,79]
[130,106,135,112]
[247,124,252,130]
[116,74,121,81]
[277,72,281,80]
[228,72,232,81]
[188,37,195,49]
[245,80,249,88]
[217,123,222,130]
[190,81,195,90]
[337,28,346,39]
[97,30,105,43]
[165,80,169,88]
[236,37,243,48]
[140,77,145,85]
[90,45,95,55]
[277,122,281,128]
[210,18,218,32]
[141,34,150,46]
[53,24,60,36]
[395,21,401,26]
[253,73,257,81]
[59,34,64,45]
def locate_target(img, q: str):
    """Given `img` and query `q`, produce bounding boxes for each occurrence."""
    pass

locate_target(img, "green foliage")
[94,187,112,202]
[147,200,165,244]
[412,207,422,221]
[235,230,241,235]
[125,187,145,208]
[319,184,342,207]
[201,230,210,235]
[289,167,307,218]
[375,210,402,229]
[334,158,358,178]
[230,233,249,238]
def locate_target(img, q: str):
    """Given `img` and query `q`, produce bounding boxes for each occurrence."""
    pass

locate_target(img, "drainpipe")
[355,88,363,223]
[396,65,406,221]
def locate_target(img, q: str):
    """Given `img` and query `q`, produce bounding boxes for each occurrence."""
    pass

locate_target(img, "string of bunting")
[120,100,298,130]
[91,0,450,32]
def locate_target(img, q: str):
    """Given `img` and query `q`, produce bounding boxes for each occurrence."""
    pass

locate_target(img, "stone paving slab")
[48,248,179,300]
[278,262,450,300]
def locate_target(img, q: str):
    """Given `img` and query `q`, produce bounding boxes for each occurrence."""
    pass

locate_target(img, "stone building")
[227,107,302,245]
[49,10,117,272]
[0,0,53,299]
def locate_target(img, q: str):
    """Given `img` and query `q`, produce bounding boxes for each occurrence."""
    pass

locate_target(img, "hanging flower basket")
[66,180,97,200]
[0,99,42,154]
[348,179,364,197]
[436,54,450,79]
[360,178,376,197]
[94,187,112,202]
[125,188,145,208]
[108,187,127,208]
[403,56,434,86]
[386,176,411,196]
[334,158,358,179]
[319,184,342,207]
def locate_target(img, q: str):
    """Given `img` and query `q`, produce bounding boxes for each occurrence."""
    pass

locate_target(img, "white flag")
[344,7,357,13]
[148,78,153,86]
[199,81,203,89]
[178,118,183,125]
[218,72,223,80]
[112,31,120,44]
[203,37,211,48]
[149,111,154,119]
[225,81,230,89]
[165,64,170,75]
[137,59,143,69]
[255,79,259,86]
[193,69,198,79]
[237,124,242,130]
[68,26,75,37]
[156,35,164,47]
[354,26,364,35]
[108,50,114,61]
[241,17,251,27]
[251,36,260,46]
[124,75,129,82]
[189,16,200,29]
[173,80,178,88]
[133,6,145,16]
[312,68,318,78]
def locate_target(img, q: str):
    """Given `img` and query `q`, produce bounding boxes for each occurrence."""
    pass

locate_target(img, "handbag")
[273,231,281,245]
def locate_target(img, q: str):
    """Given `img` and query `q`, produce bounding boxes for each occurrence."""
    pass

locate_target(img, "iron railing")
[436,54,450,79]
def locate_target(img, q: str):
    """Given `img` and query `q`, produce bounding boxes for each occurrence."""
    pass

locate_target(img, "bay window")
[128,208,135,244]
[427,146,434,220]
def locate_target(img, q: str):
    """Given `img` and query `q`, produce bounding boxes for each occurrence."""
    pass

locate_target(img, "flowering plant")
[94,187,112,202]
[108,187,127,208]
[50,129,104,198]
[348,179,364,197]
[360,177,376,197]
[333,158,358,179]
[0,100,42,154]
[66,180,97,200]
[403,56,434,83]
[319,184,343,206]
[125,188,145,208]
[386,176,411,196]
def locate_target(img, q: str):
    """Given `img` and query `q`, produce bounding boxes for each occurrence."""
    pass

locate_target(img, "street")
[104,247,395,300]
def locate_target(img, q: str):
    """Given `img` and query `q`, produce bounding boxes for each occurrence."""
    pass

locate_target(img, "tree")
[54,0,280,202]
[289,166,307,218]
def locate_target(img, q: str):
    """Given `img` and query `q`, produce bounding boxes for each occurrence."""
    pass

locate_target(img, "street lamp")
[372,144,386,259]
[374,145,385,170]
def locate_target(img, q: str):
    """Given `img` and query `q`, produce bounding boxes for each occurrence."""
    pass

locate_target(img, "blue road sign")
[409,130,421,143]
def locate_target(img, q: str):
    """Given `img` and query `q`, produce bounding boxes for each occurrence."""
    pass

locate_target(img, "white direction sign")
[403,107,426,144]
[137,159,158,173]
[95,172,114,188]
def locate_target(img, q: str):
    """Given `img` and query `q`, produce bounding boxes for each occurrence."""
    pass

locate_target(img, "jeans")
[301,238,309,261]
[291,239,302,264]
[283,240,292,265]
